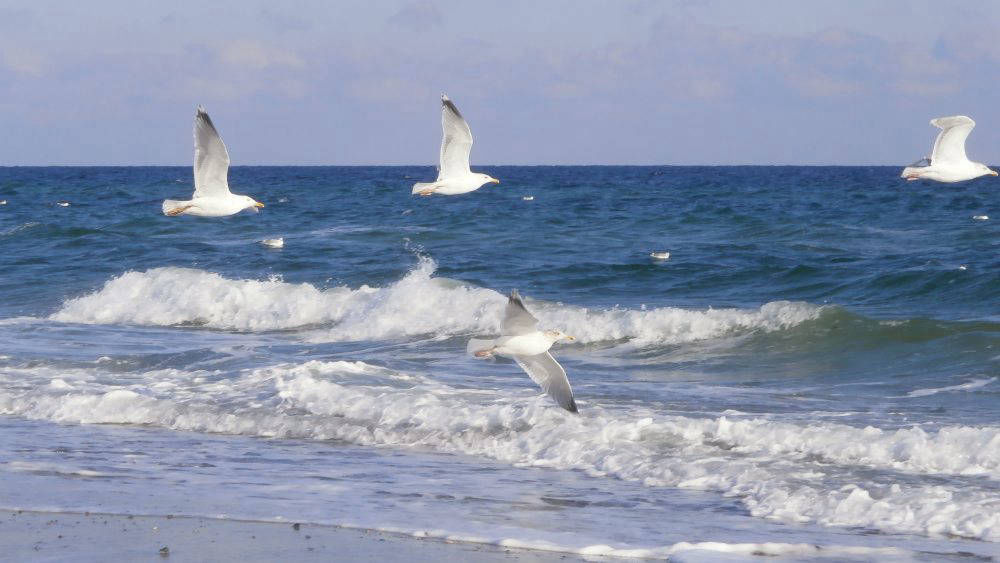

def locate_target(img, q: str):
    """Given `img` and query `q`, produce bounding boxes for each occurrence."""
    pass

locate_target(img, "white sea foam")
[1,222,39,236]
[1,360,998,541]
[906,377,996,397]
[50,259,821,346]
[353,525,909,560]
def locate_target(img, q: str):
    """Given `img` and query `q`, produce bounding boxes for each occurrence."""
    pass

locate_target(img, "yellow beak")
[991,170,999,176]
[491,178,501,184]
[254,201,265,208]
[565,335,575,341]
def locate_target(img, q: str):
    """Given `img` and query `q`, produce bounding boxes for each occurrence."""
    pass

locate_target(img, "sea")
[0,166,997,561]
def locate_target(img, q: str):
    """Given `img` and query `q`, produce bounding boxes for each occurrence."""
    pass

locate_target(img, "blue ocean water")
[0,166,997,560]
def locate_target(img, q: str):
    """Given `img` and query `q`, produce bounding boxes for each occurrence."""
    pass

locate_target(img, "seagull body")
[488,331,564,358]
[412,94,499,196]
[162,106,264,217]
[901,116,997,183]
[469,290,578,413]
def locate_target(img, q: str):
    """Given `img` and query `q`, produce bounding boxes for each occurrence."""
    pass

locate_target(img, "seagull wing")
[929,115,975,166]
[437,94,473,180]
[193,106,232,198]
[514,352,578,413]
[502,290,539,336]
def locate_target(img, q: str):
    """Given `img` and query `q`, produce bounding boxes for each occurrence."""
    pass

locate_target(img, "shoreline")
[0,508,934,562]
[0,509,577,562]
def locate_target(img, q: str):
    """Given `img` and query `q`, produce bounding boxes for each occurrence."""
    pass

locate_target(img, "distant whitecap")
[56,201,70,207]
[972,215,989,221]
[522,195,534,201]
[0,200,7,205]
[278,197,289,203]
[260,238,284,249]
[958,264,968,271]
[650,251,670,260]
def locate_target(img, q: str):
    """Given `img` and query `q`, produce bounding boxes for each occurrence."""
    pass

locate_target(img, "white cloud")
[387,1,443,31]
[1,47,46,76]
[218,40,305,70]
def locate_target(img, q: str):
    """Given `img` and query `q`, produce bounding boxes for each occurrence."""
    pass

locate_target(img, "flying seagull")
[162,106,265,217]
[412,94,500,196]
[469,291,578,413]
[901,115,997,183]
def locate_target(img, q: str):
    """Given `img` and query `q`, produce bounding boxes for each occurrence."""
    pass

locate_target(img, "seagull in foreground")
[901,115,998,183]
[412,94,500,196]
[162,106,265,217]
[468,290,578,413]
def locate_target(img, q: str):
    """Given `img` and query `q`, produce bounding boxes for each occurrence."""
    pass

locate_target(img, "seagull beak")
[565,335,575,341]
[991,170,999,176]
[254,201,265,208]
[491,178,500,184]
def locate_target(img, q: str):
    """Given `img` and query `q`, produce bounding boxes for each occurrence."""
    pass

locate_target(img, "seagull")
[411,94,500,196]
[162,106,265,217]
[901,116,998,183]
[468,290,578,413]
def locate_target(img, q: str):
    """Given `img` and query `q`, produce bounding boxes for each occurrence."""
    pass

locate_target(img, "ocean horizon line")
[0,163,915,168]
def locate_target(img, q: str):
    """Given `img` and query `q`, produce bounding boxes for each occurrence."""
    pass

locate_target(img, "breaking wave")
[1,360,998,541]
[51,258,822,346]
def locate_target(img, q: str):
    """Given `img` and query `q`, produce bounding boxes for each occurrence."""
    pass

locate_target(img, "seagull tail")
[467,338,496,358]
[162,199,188,216]
[411,182,438,196]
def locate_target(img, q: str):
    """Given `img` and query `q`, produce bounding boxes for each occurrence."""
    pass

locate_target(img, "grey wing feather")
[193,106,232,198]
[437,94,473,180]
[929,115,974,165]
[514,352,578,413]
[502,290,539,336]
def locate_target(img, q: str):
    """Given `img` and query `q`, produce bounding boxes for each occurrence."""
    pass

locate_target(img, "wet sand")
[0,509,587,562]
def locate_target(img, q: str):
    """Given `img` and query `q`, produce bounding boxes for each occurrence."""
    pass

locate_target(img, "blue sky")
[2,1,1000,165]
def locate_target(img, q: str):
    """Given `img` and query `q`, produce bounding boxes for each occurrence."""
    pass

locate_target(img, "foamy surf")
[340,526,910,560]
[1,359,998,542]
[905,377,996,398]
[50,258,823,346]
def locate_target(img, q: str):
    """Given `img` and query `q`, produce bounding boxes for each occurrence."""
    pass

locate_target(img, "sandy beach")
[0,510,574,562]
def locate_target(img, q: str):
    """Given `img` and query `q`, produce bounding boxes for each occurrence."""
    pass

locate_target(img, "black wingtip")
[564,399,579,414]
[509,289,525,307]
[441,96,464,119]
[195,106,218,133]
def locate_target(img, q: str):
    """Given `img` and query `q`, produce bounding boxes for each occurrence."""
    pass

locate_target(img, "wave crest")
[51,259,822,345]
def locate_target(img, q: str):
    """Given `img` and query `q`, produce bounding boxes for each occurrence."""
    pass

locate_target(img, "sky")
[3,0,1000,165]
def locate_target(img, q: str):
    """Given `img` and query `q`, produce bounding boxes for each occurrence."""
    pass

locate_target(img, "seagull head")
[980,163,999,177]
[543,329,575,343]
[475,173,500,186]
[241,195,265,212]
